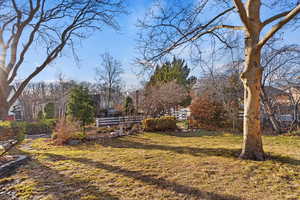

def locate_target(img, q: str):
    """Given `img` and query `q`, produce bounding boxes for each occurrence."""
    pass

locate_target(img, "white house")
[7,86,24,120]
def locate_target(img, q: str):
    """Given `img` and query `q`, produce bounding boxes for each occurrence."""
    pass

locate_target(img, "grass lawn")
[0,131,299,200]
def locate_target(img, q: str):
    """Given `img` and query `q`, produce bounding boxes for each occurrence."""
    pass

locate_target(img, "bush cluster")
[0,119,56,135]
[142,116,177,131]
[284,129,300,136]
[189,94,226,130]
[0,121,12,128]
[0,119,57,141]
[52,119,85,145]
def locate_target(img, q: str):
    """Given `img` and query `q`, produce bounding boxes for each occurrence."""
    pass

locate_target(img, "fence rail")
[96,113,190,127]
[96,116,144,127]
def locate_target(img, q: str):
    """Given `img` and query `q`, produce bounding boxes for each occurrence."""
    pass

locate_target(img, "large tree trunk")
[0,102,9,120]
[240,57,265,160]
[0,71,9,120]
[240,30,265,160]
[239,0,265,161]
[108,87,112,108]
[260,88,282,134]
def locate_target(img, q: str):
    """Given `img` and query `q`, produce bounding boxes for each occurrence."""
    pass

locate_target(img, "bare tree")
[17,78,76,120]
[260,41,300,133]
[283,87,300,131]
[137,0,300,160]
[0,0,126,119]
[275,77,300,132]
[142,81,188,116]
[287,86,300,131]
[193,60,244,132]
[17,81,47,120]
[95,52,123,108]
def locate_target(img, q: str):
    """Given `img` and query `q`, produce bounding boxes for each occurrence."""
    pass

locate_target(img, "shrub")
[0,121,12,128]
[19,121,55,135]
[284,129,300,136]
[0,119,57,142]
[52,119,81,145]
[143,116,177,131]
[190,94,226,130]
[0,121,25,142]
[73,131,87,140]
[41,119,57,129]
[25,122,47,134]
[0,126,15,141]
[143,118,157,131]
[11,123,26,141]
[182,120,189,129]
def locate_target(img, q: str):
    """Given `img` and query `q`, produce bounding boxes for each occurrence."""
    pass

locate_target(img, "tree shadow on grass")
[268,154,300,166]
[151,130,223,137]
[88,138,300,166]
[94,138,241,158]
[44,153,243,200]
[6,149,119,200]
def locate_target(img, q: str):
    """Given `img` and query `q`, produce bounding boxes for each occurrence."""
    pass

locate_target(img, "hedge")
[0,119,57,137]
[143,116,177,131]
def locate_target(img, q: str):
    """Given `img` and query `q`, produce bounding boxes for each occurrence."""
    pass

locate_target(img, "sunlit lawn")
[1,131,299,200]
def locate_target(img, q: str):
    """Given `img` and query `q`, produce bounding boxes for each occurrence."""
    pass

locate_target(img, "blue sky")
[18,0,155,90]
[17,0,300,90]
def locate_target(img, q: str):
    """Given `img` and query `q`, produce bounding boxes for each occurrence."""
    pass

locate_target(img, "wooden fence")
[96,112,190,127]
[96,116,144,127]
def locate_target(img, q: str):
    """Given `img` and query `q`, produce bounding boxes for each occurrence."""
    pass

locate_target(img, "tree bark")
[239,29,265,160]
[0,70,9,120]
[238,0,266,161]
[0,101,9,120]
[240,58,265,160]
[108,87,112,108]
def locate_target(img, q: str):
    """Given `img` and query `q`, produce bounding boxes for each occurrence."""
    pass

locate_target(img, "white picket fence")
[96,116,144,127]
[238,111,244,119]
[95,111,191,127]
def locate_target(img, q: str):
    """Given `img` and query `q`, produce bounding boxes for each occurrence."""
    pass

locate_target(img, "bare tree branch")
[232,0,250,30]
[262,11,291,26]
[258,4,300,48]
[0,0,127,116]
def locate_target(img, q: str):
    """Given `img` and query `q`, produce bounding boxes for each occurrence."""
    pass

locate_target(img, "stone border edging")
[0,155,28,178]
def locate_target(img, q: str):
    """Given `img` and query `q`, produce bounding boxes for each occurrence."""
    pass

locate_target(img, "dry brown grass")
[0,131,299,200]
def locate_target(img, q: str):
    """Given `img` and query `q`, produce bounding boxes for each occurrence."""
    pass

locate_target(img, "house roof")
[263,86,287,97]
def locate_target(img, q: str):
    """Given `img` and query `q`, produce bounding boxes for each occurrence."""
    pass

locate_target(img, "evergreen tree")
[37,110,44,120]
[44,103,55,119]
[67,86,95,133]
[147,57,196,107]
[124,96,134,115]
[149,57,196,88]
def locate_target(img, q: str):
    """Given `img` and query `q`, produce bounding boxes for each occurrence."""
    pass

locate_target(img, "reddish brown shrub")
[190,94,226,130]
[52,119,81,145]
